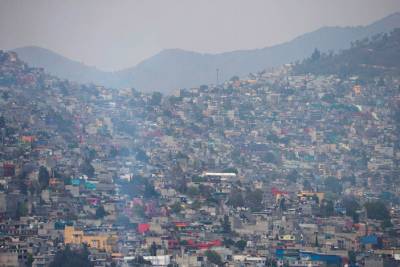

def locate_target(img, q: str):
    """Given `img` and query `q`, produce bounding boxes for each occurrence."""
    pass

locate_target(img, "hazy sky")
[1,0,400,71]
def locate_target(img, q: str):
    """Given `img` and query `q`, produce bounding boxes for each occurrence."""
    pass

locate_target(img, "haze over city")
[1,0,400,71]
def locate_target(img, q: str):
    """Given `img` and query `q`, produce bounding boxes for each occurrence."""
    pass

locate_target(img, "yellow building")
[279,234,296,241]
[64,226,116,253]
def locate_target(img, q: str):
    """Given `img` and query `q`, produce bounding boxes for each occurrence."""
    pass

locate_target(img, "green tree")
[319,199,334,217]
[26,253,34,267]
[16,201,28,219]
[227,189,244,208]
[95,206,107,219]
[365,201,391,221]
[311,48,321,62]
[144,182,159,199]
[381,219,393,229]
[324,176,342,194]
[223,238,235,247]
[79,160,95,177]
[343,197,360,222]
[348,250,357,265]
[221,215,231,234]
[49,245,93,267]
[18,174,28,195]
[265,258,278,267]
[264,151,279,164]
[230,76,240,82]
[150,92,163,106]
[246,189,264,212]
[235,240,247,251]
[38,166,50,189]
[205,250,223,266]
[0,116,5,128]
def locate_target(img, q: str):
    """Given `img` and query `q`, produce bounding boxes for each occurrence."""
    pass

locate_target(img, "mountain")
[12,12,400,93]
[12,46,124,87]
[293,28,400,77]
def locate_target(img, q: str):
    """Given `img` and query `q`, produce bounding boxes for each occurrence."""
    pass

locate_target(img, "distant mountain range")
[12,12,400,94]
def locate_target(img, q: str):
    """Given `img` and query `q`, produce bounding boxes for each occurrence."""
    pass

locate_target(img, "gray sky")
[1,0,400,71]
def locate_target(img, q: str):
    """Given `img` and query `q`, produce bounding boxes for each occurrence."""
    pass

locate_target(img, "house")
[63,226,117,253]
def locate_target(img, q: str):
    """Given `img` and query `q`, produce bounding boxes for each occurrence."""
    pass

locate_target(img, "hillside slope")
[293,28,400,77]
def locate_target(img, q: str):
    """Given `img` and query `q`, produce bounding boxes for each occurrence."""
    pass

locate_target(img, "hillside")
[12,46,123,87]
[13,12,400,93]
[293,28,400,77]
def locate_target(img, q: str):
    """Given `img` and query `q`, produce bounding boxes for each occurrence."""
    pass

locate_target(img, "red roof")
[271,187,288,196]
[138,223,150,234]
[174,222,188,228]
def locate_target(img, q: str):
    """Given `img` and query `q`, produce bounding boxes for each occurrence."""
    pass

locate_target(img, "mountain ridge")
[12,12,400,93]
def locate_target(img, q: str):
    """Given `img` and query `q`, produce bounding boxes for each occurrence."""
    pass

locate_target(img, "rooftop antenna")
[216,68,219,86]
